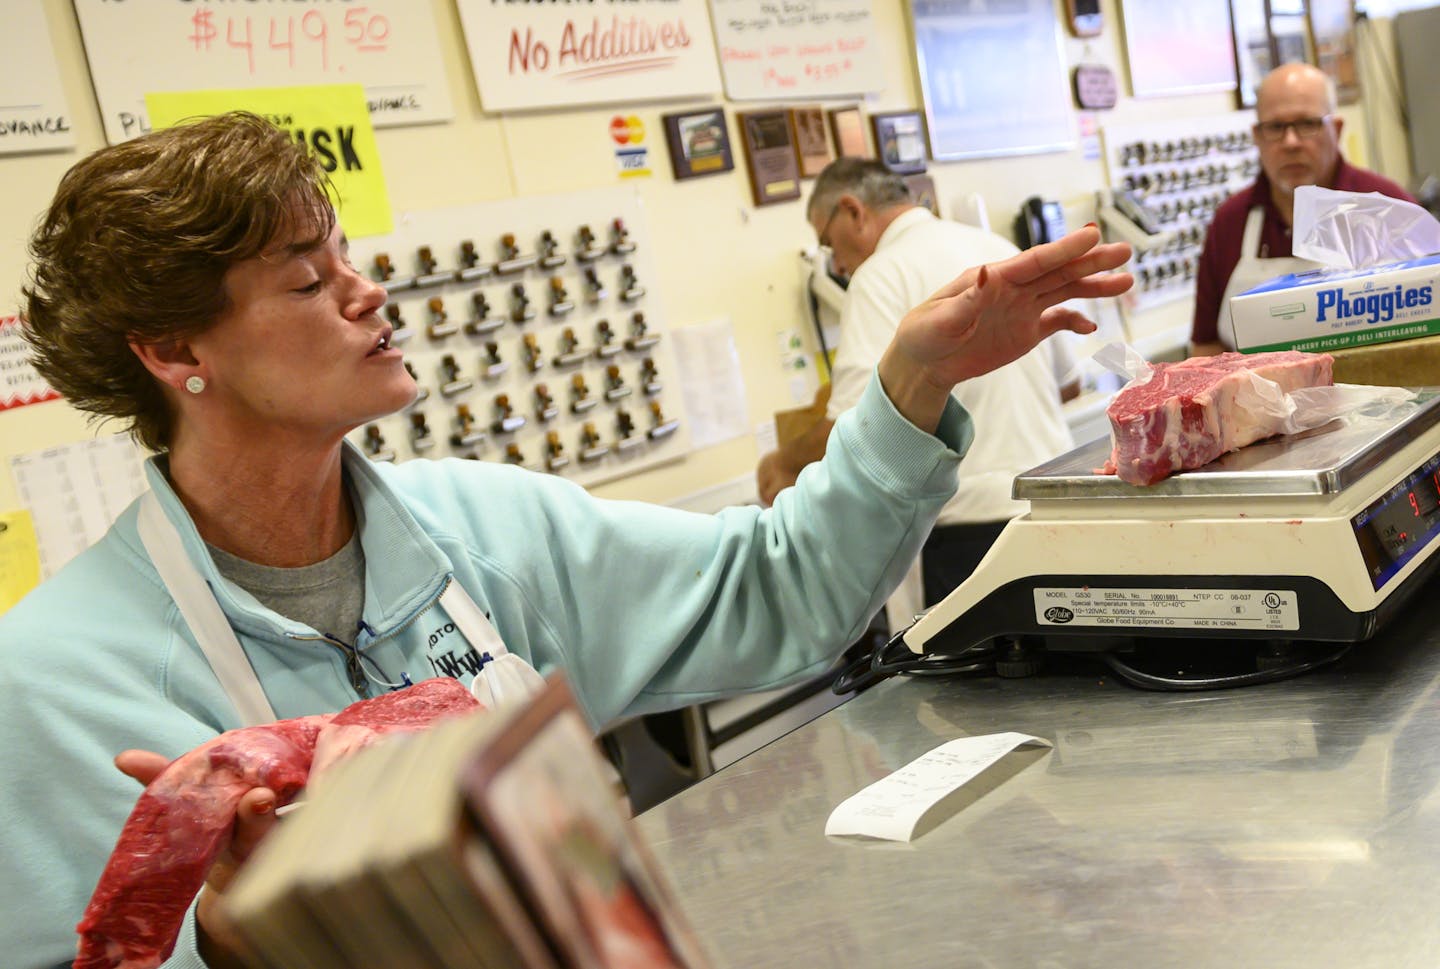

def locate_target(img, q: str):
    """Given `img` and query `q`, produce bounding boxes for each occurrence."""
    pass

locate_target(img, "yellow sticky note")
[146,84,392,237]
[0,511,42,616]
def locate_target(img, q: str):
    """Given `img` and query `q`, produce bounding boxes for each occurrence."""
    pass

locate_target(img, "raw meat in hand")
[73,676,481,969]
[72,717,326,969]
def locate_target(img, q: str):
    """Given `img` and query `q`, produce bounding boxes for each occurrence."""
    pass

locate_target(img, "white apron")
[137,491,543,726]
[1217,206,1320,351]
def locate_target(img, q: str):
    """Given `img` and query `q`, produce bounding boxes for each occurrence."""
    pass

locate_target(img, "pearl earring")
[184,376,206,395]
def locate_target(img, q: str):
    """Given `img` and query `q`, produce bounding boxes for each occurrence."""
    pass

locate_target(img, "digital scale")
[905,391,1440,661]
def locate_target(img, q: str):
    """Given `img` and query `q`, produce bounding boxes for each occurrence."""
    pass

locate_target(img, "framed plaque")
[662,107,735,181]
[737,110,802,206]
[788,106,833,178]
[828,105,870,159]
[871,111,928,174]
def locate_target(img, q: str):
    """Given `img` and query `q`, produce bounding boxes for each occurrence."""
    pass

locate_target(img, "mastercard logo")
[609,114,645,146]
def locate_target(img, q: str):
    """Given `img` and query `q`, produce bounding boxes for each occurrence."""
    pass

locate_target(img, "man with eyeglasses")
[1190,62,1415,355]
[755,157,1076,616]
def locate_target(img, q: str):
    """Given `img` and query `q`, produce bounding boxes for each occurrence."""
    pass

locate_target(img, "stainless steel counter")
[635,606,1440,969]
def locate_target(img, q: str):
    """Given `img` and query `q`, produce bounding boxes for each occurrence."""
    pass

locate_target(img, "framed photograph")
[870,111,928,175]
[737,110,802,206]
[662,107,735,181]
[1120,0,1238,98]
[788,106,832,178]
[828,105,870,159]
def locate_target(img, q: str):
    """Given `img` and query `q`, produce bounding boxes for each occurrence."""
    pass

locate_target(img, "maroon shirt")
[1191,157,1417,345]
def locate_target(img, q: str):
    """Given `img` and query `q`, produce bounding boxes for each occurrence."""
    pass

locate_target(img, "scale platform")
[905,390,1440,659]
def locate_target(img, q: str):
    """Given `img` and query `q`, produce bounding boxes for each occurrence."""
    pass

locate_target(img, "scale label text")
[1033,587,1299,631]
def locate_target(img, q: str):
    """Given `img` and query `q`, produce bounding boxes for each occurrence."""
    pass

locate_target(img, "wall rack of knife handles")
[344,188,691,488]
[1098,112,1261,317]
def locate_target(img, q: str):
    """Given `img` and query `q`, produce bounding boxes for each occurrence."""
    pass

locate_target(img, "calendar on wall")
[345,187,690,487]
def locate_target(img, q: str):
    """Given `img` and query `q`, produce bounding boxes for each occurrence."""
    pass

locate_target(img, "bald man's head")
[1253,63,1343,202]
[1256,63,1337,115]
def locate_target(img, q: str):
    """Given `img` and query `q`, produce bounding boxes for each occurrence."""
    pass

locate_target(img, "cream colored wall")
[0,0,1413,514]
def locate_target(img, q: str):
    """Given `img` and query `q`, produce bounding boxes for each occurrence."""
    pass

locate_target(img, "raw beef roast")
[1103,350,1334,486]
[74,676,481,969]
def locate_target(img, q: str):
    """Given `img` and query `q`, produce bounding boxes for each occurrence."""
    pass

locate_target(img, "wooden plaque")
[828,105,870,159]
[737,110,802,206]
[662,107,735,181]
[788,105,833,178]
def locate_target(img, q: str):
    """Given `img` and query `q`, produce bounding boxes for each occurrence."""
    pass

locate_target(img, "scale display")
[1352,448,1440,591]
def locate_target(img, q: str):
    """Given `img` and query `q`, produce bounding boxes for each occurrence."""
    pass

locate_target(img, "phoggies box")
[1229,252,1440,354]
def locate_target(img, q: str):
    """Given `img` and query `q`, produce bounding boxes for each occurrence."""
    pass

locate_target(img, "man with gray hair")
[757,157,1076,608]
[1191,62,1414,354]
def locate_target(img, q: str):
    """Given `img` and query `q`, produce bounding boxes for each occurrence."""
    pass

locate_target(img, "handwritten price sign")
[708,0,882,99]
[74,0,453,144]
[802,56,855,82]
[184,8,391,75]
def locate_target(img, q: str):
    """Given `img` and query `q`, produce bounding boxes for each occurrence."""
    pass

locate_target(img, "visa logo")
[1316,283,1433,324]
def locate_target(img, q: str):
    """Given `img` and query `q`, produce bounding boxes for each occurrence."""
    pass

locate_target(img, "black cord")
[1099,644,1352,692]
[806,284,834,382]
[831,628,995,695]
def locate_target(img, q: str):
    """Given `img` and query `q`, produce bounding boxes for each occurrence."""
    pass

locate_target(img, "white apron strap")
[1218,207,1276,351]
[138,491,277,726]
[440,581,546,710]
[1239,205,1266,263]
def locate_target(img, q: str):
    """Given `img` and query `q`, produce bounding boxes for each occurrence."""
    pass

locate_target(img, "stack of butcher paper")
[1103,350,1335,486]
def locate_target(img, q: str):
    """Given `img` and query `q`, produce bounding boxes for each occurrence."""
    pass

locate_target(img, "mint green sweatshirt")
[0,374,969,969]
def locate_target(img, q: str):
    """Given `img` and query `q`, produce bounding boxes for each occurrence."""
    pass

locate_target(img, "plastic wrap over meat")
[1102,351,1335,486]
[73,677,481,969]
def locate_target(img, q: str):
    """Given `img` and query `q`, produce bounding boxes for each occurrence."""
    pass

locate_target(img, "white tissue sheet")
[1292,185,1440,270]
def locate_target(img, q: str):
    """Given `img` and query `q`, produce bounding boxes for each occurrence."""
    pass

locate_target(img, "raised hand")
[877,225,1133,432]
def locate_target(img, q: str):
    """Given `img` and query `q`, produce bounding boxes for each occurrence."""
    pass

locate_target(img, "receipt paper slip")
[825,732,1052,842]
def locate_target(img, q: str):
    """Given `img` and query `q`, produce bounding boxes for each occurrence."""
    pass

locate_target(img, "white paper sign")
[454,0,722,112]
[826,732,1051,842]
[709,0,885,100]
[0,0,76,155]
[72,0,454,144]
[9,436,147,579]
[0,317,60,411]
[671,318,750,450]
